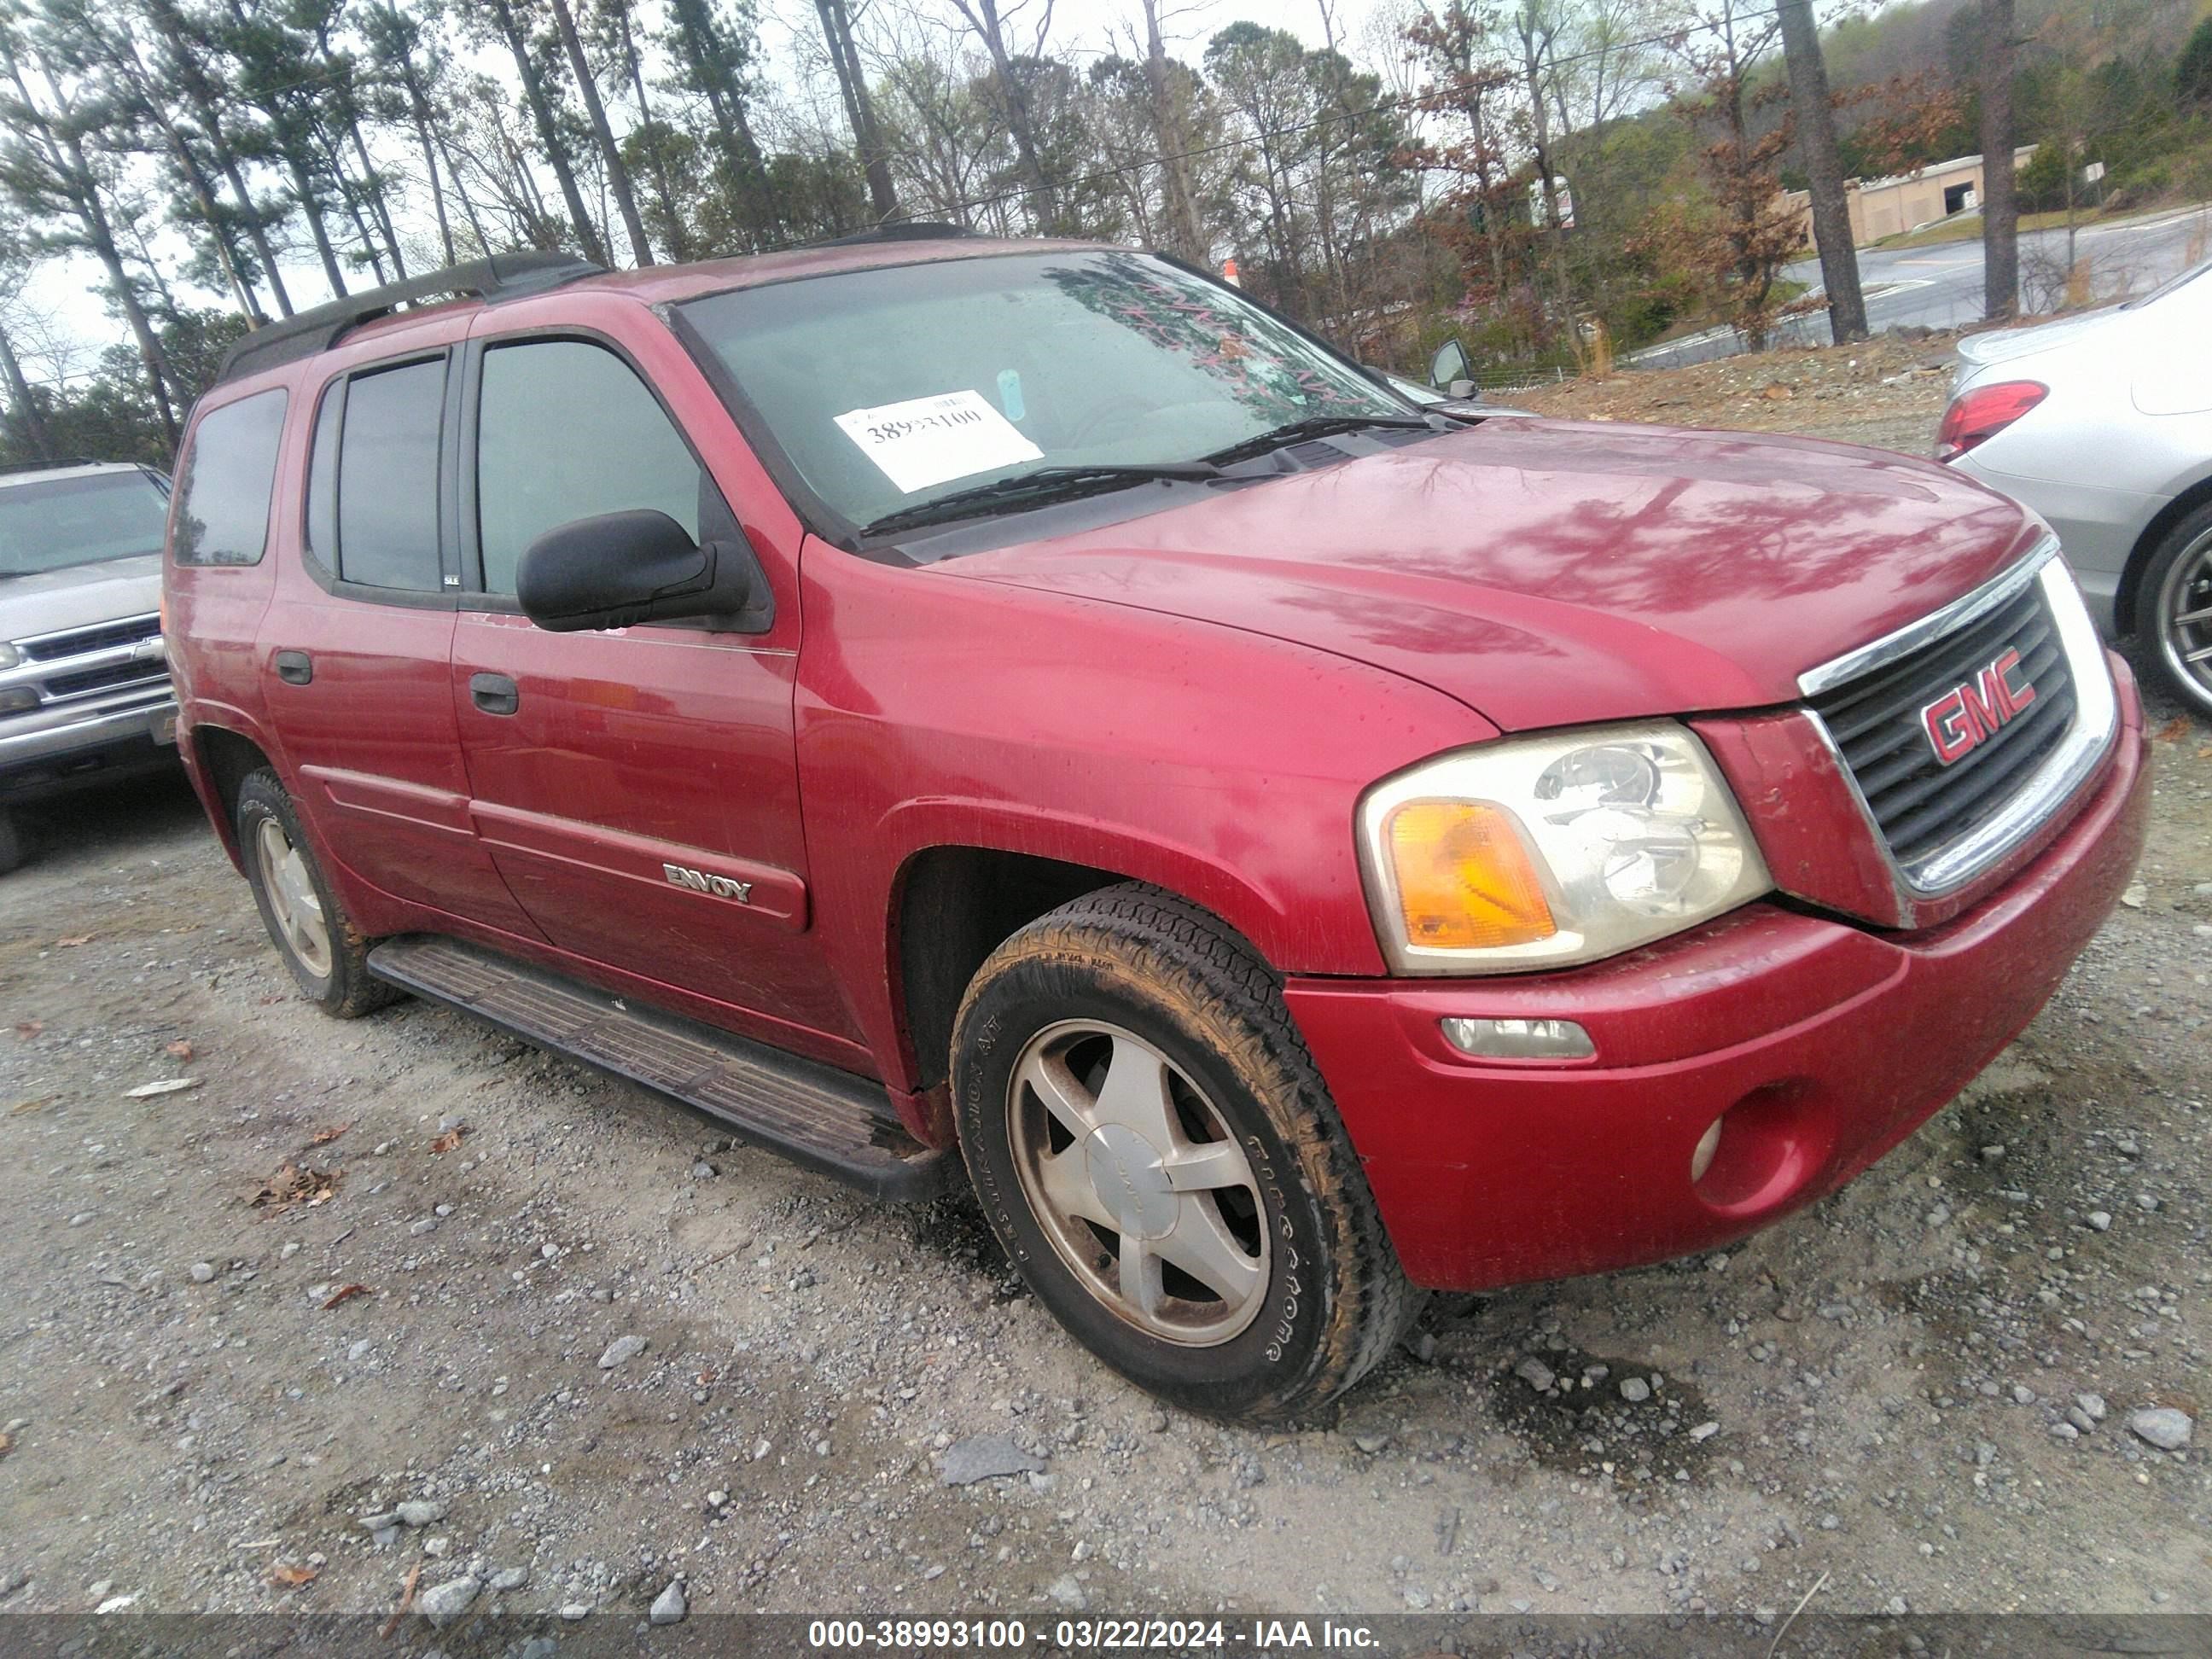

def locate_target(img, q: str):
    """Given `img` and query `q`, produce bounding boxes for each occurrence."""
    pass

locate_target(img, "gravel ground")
[2,360,2209,1629]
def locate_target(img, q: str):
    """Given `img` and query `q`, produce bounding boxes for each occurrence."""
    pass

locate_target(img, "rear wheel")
[236,770,397,1018]
[952,883,1415,1421]
[2136,507,2212,719]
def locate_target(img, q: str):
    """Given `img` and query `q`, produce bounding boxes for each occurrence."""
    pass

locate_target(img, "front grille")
[19,613,160,661]
[43,661,168,700]
[1810,579,2076,870]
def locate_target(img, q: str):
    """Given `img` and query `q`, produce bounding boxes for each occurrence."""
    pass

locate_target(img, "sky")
[14,0,1388,379]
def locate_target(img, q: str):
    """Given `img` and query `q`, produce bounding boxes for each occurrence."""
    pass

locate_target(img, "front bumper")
[0,695,178,800]
[1286,667,2149,1292]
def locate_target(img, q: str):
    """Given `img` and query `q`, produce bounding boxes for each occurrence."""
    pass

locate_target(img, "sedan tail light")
[1936,380,2047,462]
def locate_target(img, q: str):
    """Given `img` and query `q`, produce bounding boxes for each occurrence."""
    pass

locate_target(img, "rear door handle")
[469,672,520,716]
[273,649,312,685]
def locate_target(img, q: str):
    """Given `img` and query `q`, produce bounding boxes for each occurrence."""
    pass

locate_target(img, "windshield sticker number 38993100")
[834,388,1043,496]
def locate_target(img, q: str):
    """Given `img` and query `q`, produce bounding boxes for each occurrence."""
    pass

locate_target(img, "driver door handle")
[272,649,312,685]
[469,672,520,717]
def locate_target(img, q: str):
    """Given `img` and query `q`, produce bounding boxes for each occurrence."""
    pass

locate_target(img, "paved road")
[1628,203,2212,368]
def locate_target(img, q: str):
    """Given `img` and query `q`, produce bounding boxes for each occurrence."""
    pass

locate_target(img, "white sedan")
[1941,259,2212,716]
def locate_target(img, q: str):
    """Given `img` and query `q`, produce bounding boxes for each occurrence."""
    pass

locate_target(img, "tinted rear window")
[336,358,445,591]
[172,390,287,567]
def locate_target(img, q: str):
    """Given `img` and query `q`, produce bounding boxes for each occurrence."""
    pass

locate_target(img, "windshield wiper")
[861,462,1223,537]
[1203,412,1437,466]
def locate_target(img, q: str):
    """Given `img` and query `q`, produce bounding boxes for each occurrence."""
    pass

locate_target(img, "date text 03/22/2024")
[806,1619,1381,1650]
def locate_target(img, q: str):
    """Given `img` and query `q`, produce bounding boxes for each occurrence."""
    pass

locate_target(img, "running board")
[366,935,955,1202]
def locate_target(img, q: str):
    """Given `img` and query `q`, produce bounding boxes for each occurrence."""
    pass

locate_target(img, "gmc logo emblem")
[1920,647,2036,765]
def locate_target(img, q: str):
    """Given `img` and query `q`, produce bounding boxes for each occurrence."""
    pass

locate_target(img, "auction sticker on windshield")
[835,389,1043,494]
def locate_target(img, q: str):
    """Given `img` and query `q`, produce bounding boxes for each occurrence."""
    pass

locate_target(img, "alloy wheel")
[2157,526,2212,707]
[254,815,333,980]
[1006,1019,1270,1346]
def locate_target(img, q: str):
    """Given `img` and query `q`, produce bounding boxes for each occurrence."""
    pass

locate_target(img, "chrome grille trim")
[1800,543,2117,902]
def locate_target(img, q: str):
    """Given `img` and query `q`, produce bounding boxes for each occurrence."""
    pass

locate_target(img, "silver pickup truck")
[0,461,179,874]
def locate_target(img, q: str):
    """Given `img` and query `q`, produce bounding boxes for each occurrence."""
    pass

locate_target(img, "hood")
[944,421,2039,732]
[1956,306,2127,369]
[0,553,164,642]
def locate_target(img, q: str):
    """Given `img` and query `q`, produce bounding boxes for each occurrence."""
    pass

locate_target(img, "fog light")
[1689,1115,1725,1183]
[1439,1016,1594,1060]
[0,686,37,714]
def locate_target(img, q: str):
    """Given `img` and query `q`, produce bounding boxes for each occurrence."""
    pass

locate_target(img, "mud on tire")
[951,882,1417,1421]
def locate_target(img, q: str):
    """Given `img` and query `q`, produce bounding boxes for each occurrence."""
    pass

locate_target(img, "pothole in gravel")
[1488,1348,1721,1487]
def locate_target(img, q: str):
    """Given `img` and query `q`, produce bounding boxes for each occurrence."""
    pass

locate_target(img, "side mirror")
[1429,337,1470,392]
[515,509,754,633]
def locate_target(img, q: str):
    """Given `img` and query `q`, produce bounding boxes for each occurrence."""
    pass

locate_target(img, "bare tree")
[1776,0,1866,341]
[1980,0,2017,318]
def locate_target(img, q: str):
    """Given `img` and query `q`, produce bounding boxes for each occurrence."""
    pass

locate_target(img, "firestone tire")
[951,882,1417,1422]
[235,770,398,1019]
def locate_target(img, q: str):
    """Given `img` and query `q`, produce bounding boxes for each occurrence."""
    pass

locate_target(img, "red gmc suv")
[164,234,2150,1420]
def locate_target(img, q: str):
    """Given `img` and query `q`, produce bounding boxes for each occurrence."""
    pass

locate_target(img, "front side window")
[678,250,1411,536]
[474,339,707,595]
[335,358,445,591]
[170,389,285,568]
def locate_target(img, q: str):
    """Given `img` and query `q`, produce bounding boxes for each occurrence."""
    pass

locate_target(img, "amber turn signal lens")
[1386,800,1556,951]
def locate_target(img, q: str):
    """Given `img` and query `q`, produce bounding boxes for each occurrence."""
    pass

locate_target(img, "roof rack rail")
[0,455,103,476]
[813,220,979,248]
[215,252,604,387]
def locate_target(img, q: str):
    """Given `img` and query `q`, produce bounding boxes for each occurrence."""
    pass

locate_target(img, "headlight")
[1357,720,1773,974]
[0,642,19,671]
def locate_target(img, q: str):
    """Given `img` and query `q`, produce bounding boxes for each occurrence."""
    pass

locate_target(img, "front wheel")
[2136,507,2212,719]
[951,883,1415,1421]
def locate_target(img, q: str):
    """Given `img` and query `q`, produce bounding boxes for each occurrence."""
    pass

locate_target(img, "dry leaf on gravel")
[308,1122,352,1147]
[165,1039,195,1061]
[55,934,90,946]
[0,1429,13,1458]
[13,1021,41,1040]
[250,1162,342,1213]
[428,1128,466,1154]
[125,1078,201,1098]
[270,1563,318,1588]
[321,1284,371,1310]
[8,1099,45,1116]
[2156,716,2192,743]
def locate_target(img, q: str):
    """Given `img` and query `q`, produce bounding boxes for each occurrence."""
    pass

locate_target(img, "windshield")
[679,249,1415,532]
[0,471,171,578]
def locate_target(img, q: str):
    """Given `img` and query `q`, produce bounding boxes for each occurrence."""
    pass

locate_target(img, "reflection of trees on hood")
[1042,253,1377,425]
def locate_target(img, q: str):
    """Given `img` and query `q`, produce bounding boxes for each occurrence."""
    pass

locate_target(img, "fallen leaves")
[13,1020,41,1041]
[55,934,91,947]
[250,1163,342,1214]
[8,1099,45,1117]
[320,1284,371,1310]
[126,1078,201,1099]
[428,1127,467,1154]
[165,1039,195,1061]
[0,1428,13,1458]
[2155,715,2192,743]
[307,1122,352,1147]
[269,1563,319,1589]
